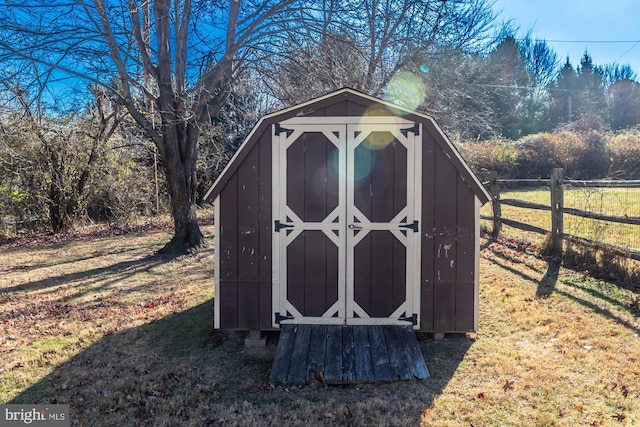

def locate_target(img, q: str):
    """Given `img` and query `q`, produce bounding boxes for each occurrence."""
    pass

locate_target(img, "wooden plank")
[326,231,339,318]
[501,218,548,235]
[304,230,328,317]
[392,231,407,316]
[341,325,356,382]
[383,326,413,380]
[353,326,375,382]
[219,175,238,281]
[421,132,436,332]
[433,148,458,332]
[258,132,273,329]
[393,139,408,220]
[272,325,426,385]
[369,325,393,381]
[286,134,305,221]
[323,98,348,116]
[501,198,551,211]
[259,280,272,330]
[323,325,343,383]
[370,230,394,317]
[214,196,221,329]
[353,233,372,315]
[236,281,260,329]
[397,326,429,379]
[287,324,312,385]
[353,142,373,218]
[286,231,305,315]
[456,179,476,332]
[269,324,296,384]
[304,133,329,222]
[218,281,238,329]
[307,325,327,381]
[563,206,640,225]
[564,179,640,188]
[370,141,394,223]
[237,144,261,281]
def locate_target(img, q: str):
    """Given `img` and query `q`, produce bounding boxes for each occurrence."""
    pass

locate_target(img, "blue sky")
[493,0,640,75]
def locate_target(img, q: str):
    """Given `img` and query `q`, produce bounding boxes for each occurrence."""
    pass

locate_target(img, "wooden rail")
[485,168,640,260]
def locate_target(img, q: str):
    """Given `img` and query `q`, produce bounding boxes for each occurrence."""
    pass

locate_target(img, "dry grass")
[480,187,640,251]
[1,217,639,426]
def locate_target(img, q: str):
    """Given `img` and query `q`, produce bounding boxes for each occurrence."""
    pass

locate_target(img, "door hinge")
[274,123,291,135]
[399,313,418,325]
[404,123,420,136]
[400,220,419,232]
[275,312,294,324]
[274,220,294,232]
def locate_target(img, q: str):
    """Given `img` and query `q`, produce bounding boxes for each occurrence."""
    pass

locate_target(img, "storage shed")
[204,88,490,334]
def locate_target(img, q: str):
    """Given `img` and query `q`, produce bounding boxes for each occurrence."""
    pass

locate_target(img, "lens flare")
[383,71,427,113]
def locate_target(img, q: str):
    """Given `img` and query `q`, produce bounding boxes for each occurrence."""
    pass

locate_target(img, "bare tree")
[265,0,497,104]
[0,0,312,253]
[0,77,124,232]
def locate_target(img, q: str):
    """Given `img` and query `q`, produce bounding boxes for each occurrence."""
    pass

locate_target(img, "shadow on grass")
[536,261,560,297]
[2,253,171,295]
[10,299,472,426]
[485,252,640,336]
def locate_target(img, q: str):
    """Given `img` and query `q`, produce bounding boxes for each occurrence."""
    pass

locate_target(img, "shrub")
[545,130,610,179]
[457,137,518,181]
[607,128,640,179]
[514,133,557,178]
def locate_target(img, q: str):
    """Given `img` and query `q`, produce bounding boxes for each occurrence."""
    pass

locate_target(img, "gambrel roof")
[203,88,490,205]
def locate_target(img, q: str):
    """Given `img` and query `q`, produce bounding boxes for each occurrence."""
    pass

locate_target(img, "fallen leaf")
[612,413,625,422]
[321,412,333,419]
[502,379,514,392]
[343,405,353,423]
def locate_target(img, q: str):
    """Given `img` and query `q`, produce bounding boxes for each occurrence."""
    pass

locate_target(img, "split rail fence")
[482,168,640,261]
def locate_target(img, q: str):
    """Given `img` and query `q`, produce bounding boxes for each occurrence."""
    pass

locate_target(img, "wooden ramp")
[269,324,429,385]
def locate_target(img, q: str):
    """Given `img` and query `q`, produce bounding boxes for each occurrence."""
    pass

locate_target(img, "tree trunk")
[158,127,206,255]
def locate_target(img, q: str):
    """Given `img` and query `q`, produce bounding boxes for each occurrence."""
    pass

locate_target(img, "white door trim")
[272,117,422,328]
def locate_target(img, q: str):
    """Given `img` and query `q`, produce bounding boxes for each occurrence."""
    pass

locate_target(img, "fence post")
[550,168,564,255]
[488,171,501,238]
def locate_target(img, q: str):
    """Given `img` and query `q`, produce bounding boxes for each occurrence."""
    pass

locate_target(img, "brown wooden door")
[273,118,421,327]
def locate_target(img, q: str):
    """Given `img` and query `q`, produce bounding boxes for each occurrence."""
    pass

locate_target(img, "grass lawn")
[1,217,639,426]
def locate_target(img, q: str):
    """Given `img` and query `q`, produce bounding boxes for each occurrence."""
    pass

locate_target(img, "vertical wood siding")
[420,127,478,332]
[219,132,272,329]
[353,137,409,318]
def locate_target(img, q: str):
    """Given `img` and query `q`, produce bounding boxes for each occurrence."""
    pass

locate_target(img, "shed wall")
[420,126,478,332]
[218,131,273,329]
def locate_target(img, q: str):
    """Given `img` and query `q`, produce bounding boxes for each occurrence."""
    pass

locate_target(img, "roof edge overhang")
[203,88,490,205]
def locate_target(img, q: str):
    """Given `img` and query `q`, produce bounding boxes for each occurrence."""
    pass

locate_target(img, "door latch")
[348,224,362,229]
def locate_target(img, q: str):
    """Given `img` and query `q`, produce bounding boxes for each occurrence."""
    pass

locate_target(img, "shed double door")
[272,117,422,328]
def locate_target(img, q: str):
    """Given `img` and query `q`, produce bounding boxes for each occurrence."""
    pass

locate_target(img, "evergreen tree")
[487,36,531,139]
[574,52,607,121]
[550,58,578,126]
[608,79,640,130]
